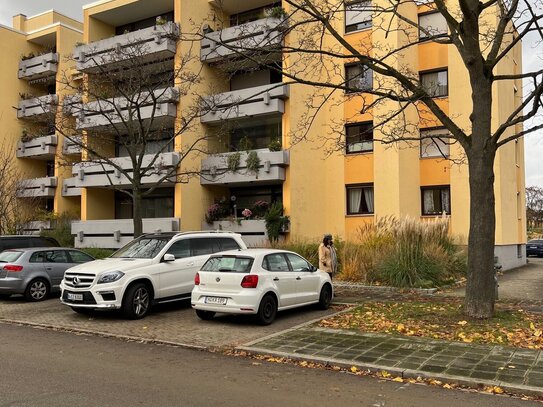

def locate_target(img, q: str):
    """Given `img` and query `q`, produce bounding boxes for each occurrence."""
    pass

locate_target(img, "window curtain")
[346,1,372,26]
[349,188,363,213]
[441,188,451,214]
[423,190,435,214]
[364,188,374,213]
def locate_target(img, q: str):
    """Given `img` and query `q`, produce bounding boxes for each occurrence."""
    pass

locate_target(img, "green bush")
[82,247,115,259]
[40,212,78,247]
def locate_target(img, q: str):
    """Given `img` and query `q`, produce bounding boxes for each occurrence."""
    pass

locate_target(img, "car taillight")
[194,272,200,285]
[241,275,258,288]
[3,264,23,272]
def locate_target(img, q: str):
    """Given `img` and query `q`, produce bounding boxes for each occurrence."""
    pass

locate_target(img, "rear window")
[0,250,23,263]
[201,256,254,273]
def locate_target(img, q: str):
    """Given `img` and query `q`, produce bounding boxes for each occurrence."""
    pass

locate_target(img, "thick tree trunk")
[464,150,497,318]
[132,188,143,238]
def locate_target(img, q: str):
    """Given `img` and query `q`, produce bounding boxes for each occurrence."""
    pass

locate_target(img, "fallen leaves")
[317,301,543,349]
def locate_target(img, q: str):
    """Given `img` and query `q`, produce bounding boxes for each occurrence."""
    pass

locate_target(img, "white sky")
[0,1,541,187]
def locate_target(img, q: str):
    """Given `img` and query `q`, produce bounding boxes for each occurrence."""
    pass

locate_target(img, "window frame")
[418,11,448,41]
[262,253,291,272]
[346,183,375,215]
[345,0,373,33]
[346,121,373,154]
[419,127,451,158]
[67,250,95,264]
[421,185,451,216]
[420,68,448,97]
[345,63,373,94]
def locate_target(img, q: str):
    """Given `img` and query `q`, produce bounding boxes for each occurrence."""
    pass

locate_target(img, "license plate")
[67,292,83,301]
[529,246,537,249]
[205,296,227,305]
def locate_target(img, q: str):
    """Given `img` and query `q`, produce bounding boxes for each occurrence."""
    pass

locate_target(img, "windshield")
[0,250,23,263]
[110,237,169,259]
[201,256,254,273]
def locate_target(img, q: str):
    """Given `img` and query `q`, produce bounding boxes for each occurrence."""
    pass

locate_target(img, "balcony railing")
[20,221,52,235]
[18,52,59,81]
[201,84,289,124]
[72,152,181,188]
[74,22,179,73]
[17,176,57,198]
[62,177,82,197]
[74,87,179,131]
[202,219,285,247]
[201,17,285,63]
[62,136,82,155]
[17,135,57,159]
[17,94,58,121]
[201,149,289,186]
[72,218,180,248]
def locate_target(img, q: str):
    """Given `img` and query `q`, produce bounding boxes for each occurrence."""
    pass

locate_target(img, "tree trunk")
[464,148,497,319]
[132,188,143,238]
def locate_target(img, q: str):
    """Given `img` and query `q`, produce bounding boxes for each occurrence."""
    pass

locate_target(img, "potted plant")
[264,202,290,244]
[246,151,260,176]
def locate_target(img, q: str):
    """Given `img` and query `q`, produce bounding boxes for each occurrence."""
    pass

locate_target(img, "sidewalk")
[239,321,543,396]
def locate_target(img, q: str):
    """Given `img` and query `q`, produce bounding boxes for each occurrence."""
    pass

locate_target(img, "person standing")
[319,234,337,279]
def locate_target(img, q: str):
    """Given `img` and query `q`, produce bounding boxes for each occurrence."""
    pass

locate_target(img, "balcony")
[62,136,82,155]
[17,135,57,160]
[62,177,82,197]
[72,218,180,249]
[201,17,285,63]
[75,87,179,132]
[74,22,179,73]
[201,84,289,124]
[17,176,57,198]
[20,221,52,235]
[18,52,59,81]
[17,94,58,121]
[72,152,181,188]
[201,149,289,186]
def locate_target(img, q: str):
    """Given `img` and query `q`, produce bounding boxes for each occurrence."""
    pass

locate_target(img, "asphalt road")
[0,324,538,407]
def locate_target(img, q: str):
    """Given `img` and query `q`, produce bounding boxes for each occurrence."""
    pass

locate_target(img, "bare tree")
[199,0,543,318]
[526,186,543,230]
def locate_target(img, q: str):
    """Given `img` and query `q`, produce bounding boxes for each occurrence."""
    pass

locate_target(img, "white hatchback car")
[60,231,247,319]
[191,249,333,325]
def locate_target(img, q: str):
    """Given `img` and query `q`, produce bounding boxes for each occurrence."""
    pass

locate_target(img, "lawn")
[319,301,543,349]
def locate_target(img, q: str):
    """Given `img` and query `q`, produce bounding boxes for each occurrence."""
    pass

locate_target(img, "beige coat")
[318,243,332,273]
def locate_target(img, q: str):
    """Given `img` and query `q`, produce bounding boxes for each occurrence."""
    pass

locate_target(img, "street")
[0,323,538,407]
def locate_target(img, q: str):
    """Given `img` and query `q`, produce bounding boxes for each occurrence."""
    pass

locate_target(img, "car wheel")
[121,283,151,320]
[0,294,11,300]
[317,284,332,310]
[256,294,277,325]
[195,309,216,320]
[71,307,94,315]
[24,279,49,302]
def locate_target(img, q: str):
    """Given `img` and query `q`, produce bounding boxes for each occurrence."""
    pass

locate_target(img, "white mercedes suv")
[60,231,247,319]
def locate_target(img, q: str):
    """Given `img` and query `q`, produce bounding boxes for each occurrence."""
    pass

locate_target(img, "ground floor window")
[115,187,174,219]
[421,186,450,215]
[346,184,374,215]
[229,185,283,217]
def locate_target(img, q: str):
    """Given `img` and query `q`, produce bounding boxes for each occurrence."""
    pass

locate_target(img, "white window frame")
[345,64,373,93]
[418,12,448,40]
[420,70,448,97]
[345,1,372,33]
[420,128,450,158]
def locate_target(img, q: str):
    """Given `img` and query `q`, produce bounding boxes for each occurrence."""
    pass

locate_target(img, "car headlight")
[97,271,125,284]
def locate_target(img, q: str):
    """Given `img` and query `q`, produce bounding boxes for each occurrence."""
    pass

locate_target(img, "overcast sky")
[0,1,542,187]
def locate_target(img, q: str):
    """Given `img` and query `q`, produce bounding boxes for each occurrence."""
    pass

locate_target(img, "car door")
[41,250,71,288]
[263,253,298,307]
[285,253,321,303]
[157,238,194,299]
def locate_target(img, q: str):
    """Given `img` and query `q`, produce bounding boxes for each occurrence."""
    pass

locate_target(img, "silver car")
[0,248,94,301]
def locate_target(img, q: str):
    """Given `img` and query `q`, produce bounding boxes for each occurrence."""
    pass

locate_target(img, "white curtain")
[349,188,363,213]
[346,1,372,26]
[441,188,451,214]
[423,190,435,214]
[364,188,374,213]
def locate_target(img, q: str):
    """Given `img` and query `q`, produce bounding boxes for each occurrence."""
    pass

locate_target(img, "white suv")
[60,231,247,319]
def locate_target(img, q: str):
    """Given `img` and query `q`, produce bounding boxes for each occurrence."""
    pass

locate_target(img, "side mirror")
[163,253,175,262]
[310,265,318,272]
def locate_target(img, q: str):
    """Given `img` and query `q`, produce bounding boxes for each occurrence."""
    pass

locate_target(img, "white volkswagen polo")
[191,249,333,325]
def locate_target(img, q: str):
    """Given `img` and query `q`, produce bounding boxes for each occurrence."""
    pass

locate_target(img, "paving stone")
[420,364,448,373]
[498,375,527,385]
[445,368,473,376]
[354,355,379,363]
[469,371,498,380]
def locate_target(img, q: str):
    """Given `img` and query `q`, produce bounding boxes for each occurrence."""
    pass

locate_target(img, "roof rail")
[172,230,239,237]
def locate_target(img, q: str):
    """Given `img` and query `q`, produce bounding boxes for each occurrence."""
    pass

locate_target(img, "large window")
[418,12,448,40]
[345,1,372,33]
[346,122,373,153]
[345,64,373,93]
[347,184,374,215]
[115,11,174,34]
[229,3,281,26]
[421,186,451,215]
[420,128,450,158]
[420,70,448,97]
[115,188,174,219]
[230,117,282,151]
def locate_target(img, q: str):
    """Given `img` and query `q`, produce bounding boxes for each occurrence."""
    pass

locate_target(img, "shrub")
[205,203,230,224]
[246,151,260,175]
[252,200,269,217]
[264,203,289,244]
[82,247,115,259]
[40,212,78,247]
[227,152,241,172]
[267,139,282,152]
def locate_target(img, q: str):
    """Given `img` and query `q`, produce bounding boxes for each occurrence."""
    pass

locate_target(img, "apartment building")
[1,1,526,269]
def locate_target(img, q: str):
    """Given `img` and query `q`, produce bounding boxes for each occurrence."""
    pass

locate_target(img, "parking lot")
[0,294,337,349]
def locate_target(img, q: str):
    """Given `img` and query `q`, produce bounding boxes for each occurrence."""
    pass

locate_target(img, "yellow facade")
[1,1,525,266]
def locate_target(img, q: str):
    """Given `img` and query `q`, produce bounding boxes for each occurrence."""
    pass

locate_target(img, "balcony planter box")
[202,219,269,247]
[17,135,57,159]
[17,94,58,121]
[62,177,82,197]
[18,52,58,81]
[17,176,57,198]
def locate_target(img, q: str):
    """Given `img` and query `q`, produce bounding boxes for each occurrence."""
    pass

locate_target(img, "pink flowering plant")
[205,202,230,224]
[252,200,269,217]
[241,208,253,219]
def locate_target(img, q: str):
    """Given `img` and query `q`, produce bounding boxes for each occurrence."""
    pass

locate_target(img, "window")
[347,184,374,215]
[115,188,174,219]
[68,250,94,263]
[345,1,372,33]
[191,238,215,256]
[263,253,289,271]
[346,64,373,93]
[418,12,448,40]
[115,11,174,34]
[346,122,373,153]
[218,238,241,251]
[166,240,191,259]
[285,253,312,272]
[420,70,448,97]
[202,256,254,273]
[420,128,450,158]
[229,3,280,26]
[31,250,68,263]
[421,186,451,215]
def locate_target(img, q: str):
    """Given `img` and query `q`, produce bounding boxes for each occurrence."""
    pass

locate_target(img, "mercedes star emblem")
[72,277,80,286]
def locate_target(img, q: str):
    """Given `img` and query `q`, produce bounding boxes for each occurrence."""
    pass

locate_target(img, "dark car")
[0,235,60,253]
[0,248,94,301]
[527,240,543,257]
